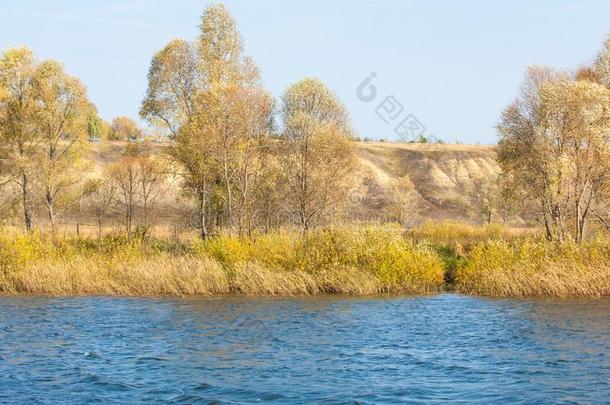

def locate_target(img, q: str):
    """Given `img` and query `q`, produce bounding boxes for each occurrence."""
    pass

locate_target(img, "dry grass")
[455,238,610,297]
[407,220,537,247]
[3,223,608,298]
[0,226,445,297]
[4,256,229,296]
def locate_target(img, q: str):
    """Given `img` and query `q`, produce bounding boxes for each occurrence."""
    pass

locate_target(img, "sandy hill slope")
[1,141,499,229]
[354,142,499,220]
[83,141,499,223]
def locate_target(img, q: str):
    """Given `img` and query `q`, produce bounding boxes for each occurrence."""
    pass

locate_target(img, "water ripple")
[0,294,608,403]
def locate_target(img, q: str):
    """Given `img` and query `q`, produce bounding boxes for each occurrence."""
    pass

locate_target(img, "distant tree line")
[139,3,356,237]
[1,2,609,243]
[0,4,357,237]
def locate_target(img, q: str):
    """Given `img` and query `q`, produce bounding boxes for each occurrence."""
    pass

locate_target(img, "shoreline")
[2,291,610,299]
[1,224,609,299]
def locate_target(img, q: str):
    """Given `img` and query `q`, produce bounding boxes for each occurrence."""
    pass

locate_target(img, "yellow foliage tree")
[0,47,39,230]
[1,47,91,232]
[32,60,89,230]
[499,69,610,242]
[280,78,356,232]
[142,3,273,238]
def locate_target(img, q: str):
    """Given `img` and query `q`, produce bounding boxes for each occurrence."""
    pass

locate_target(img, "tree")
[231,89,274,235]
[250,155,287,233]
[107,147,140,237]
[143,3,273,238]
[85,177,117,239]
[594,33,610,87]
[495,175,521,223]
[74,159,94,236]
[281,77,350,131]
[465,173,501,224]
[540,80,610,241]
[498,68,610,242]
[32,60,89,231]
[141,34,216,238]
[198,84,273,234]
[280,78,357,232]
[87,103,103,141]
[191,4,270,234]
[140,39,199,138]
[109,116,142,141]
[384,175,419,226]
[0,47,39,230]
[136,153,168,230]
[497,67,565,240]
[171,119,218,239]
[197,3,255,85]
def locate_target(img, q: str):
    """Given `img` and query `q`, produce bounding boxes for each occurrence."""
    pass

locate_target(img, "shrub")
[0,226,445,296]
[407,220,535,247]
[455,238,610,297]
[193,226,445,294]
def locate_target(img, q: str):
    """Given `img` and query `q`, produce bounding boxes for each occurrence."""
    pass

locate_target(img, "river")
[0,294,608,403]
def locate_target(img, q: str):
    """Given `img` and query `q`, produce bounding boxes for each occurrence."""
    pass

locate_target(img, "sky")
[1,0,609,144]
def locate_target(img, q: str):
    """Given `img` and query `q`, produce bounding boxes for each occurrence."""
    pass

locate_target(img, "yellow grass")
[455,238,610,297]
[2,223,608,298]
[407,220,537,247]
[5,256,229,296]
[0,226,445,297]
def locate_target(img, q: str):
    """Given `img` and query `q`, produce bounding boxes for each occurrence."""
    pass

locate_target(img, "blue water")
[0,294,608,404]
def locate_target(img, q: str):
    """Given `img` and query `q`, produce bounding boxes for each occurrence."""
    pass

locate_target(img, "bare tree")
[384,176,419,227]
[107,147,140,237]
[136,153,168,230]
[84,178,117,238]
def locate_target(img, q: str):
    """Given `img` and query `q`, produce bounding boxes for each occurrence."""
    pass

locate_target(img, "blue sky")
[1,0,609,143]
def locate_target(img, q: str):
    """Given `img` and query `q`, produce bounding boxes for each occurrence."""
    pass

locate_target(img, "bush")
[193,227,445,294]
[407,220,535,247]
[455,238,610,297]
[5,223,606,298]
[0,226,445,296]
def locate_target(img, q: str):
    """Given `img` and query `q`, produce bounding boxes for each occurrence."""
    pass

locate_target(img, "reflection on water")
[0,294,608,403]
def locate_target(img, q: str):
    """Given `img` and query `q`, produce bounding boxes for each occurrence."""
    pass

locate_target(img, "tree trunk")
[197,190,208,240]
[46,191,56,239]
[21,171,33,231]
[542,210,553,241]
[126,206,132,238]
[76,192,83,237]
[126,188,133,238]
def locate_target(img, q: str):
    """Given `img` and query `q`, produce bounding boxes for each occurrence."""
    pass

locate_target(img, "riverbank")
[1,223,609,298]
[0,226,444,296]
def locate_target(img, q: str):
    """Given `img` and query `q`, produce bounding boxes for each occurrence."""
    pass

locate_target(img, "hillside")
[1,141,500,231]
[354,142,499,220]
[85,141,500,224]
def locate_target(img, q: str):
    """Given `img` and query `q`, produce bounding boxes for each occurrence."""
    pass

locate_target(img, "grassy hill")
[83,141,499,226]
[354,142,499,220]
[2,140,501,233]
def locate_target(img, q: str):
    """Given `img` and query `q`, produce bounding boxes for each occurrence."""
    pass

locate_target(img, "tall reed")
[455,238,610,297]
[0,226,445,296]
